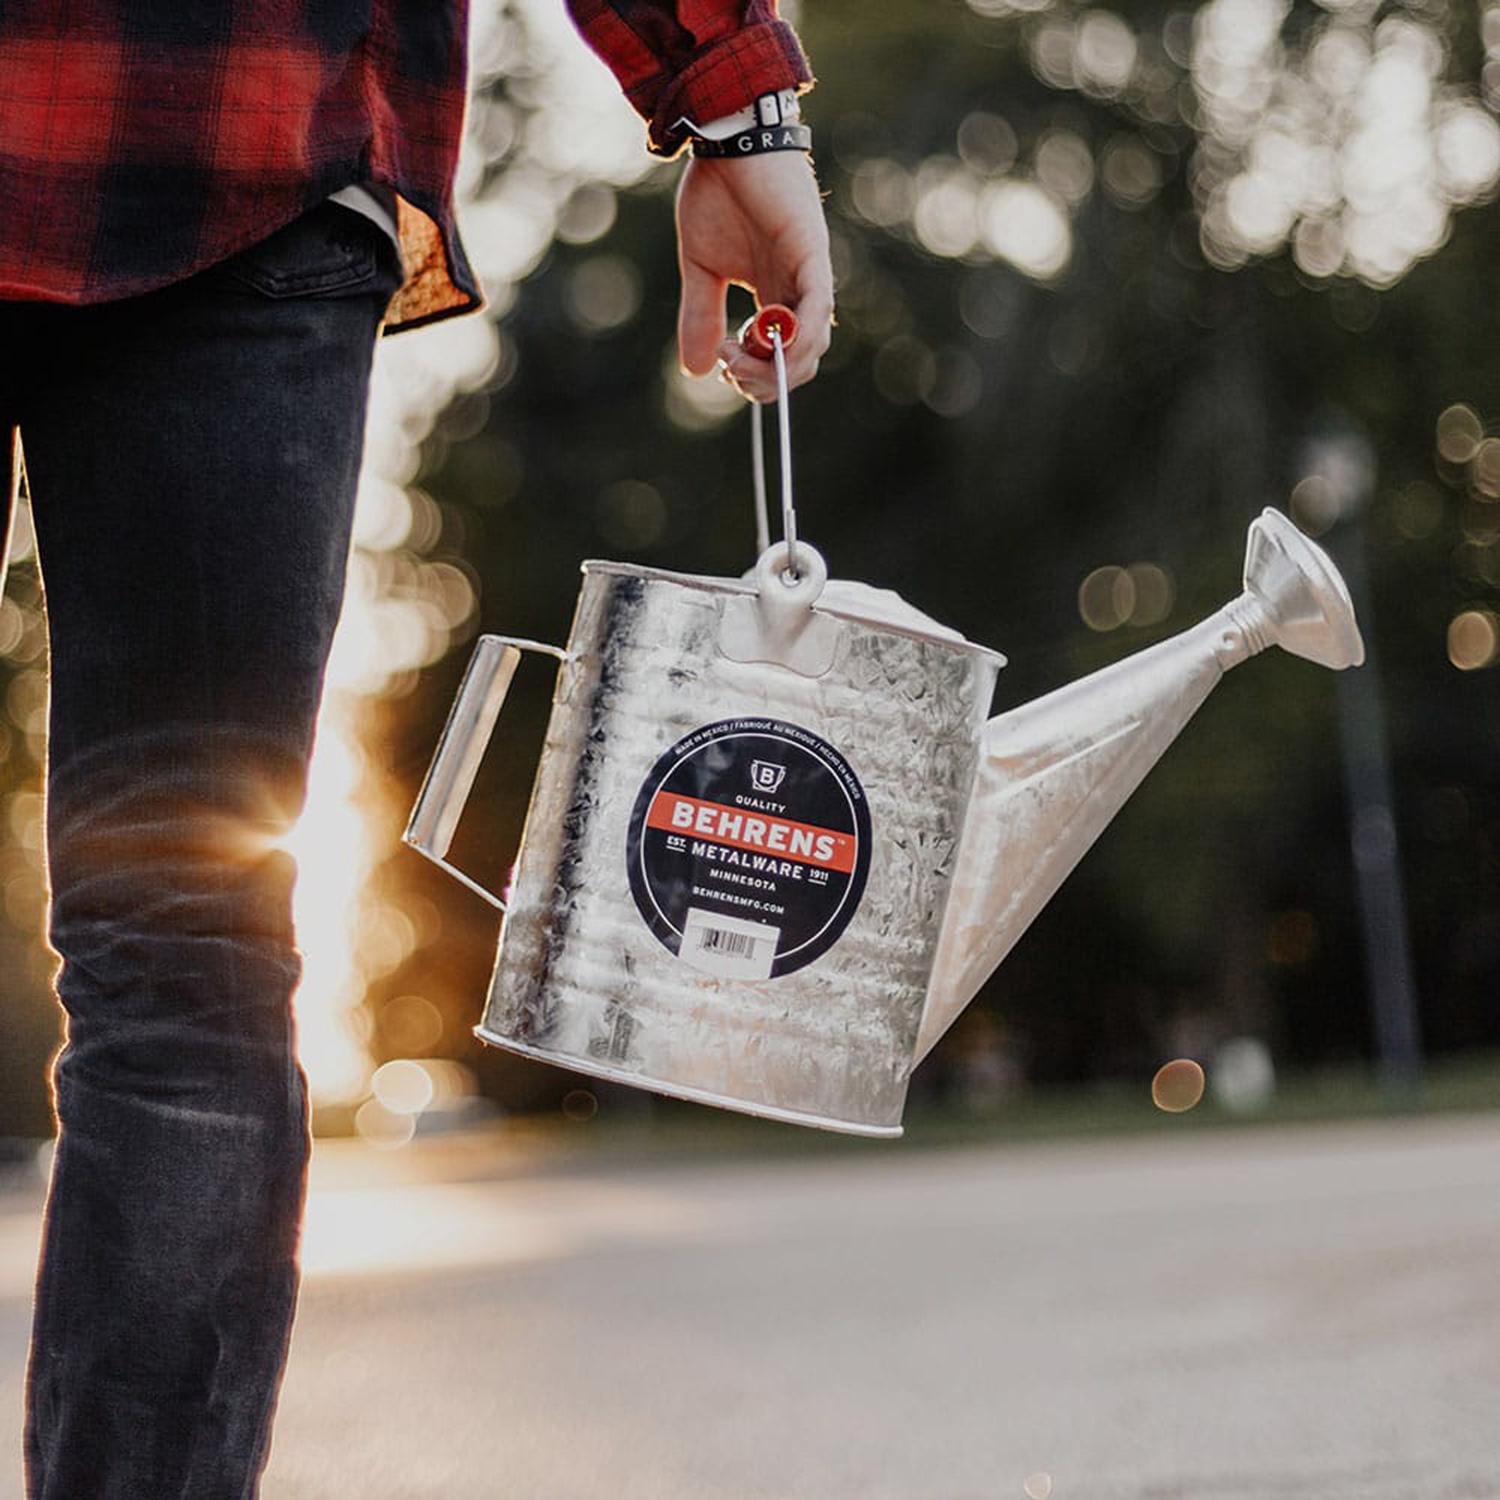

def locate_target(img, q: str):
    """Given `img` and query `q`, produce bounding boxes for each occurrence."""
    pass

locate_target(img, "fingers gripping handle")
[740,304,800,360]
[404,634,566,911]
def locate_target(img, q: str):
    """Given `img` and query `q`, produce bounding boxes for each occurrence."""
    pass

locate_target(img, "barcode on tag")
[698,926,757,958]
[699,930,756,954]
[680,908,778,980]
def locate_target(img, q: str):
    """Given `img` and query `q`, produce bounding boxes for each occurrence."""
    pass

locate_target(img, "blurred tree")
[376,0,1499,1100]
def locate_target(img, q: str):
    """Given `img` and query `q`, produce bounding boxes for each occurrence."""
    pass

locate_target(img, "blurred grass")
[309,1049,1500,1180]
[7,1053,1496,1196]
[567,1056,1500,1158]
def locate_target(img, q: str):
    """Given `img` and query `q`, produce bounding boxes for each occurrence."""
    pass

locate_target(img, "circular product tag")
[626,717,872,980]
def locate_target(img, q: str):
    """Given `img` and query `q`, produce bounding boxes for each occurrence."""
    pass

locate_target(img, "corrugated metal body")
[480,563,1002,1136]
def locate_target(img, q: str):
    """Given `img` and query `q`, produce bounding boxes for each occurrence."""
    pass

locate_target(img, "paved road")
[1,1114,1498,1499]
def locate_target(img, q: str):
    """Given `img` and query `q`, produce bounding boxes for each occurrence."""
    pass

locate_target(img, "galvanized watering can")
[408,310,1365,1137]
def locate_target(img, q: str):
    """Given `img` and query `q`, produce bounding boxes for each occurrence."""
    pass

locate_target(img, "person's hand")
[675,150,833,402]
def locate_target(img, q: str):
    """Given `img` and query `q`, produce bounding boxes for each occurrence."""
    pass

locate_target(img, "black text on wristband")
[691,123,813,160]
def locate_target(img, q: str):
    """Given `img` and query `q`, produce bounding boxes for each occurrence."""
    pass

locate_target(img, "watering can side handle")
[403,634,568,911]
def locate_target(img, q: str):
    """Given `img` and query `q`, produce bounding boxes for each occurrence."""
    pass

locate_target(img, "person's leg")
[16,205,400,1500]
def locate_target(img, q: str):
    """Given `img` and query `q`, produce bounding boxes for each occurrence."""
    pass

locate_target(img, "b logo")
[749,760,787,794]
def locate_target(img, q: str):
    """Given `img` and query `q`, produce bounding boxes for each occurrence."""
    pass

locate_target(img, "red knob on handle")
[738,304,800,360]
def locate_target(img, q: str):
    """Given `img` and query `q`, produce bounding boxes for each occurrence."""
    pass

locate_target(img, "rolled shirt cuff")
[645,20,813,158]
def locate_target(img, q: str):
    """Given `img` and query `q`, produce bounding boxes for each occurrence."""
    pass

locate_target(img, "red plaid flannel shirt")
[0,2,811,333]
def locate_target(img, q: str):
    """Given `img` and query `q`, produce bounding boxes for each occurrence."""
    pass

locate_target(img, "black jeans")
[1,203,401,1499]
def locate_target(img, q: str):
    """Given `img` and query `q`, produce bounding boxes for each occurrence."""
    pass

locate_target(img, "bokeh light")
[980,181,1073,280]
[1290,474,1341,536]
[1079,564,1136,631]
[846,116,1078,282]
[564,254,643,334]
[957,0,1500,287]
[1447,608,1500,670]
[372,1058,438,1116]
[1152,1058,1207,1112]
[353,1097,417,1150]
[1126,563,1176,626]
[1437,403,1484,465]
[562,1088,600,1122]
[1194,8,1499,281]
[1211,1037,1276,1114]
[380,993,447,1054]
[1078,562,1176,630]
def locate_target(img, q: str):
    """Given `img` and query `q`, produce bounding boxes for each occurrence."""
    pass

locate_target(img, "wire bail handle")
[739,304,801,580]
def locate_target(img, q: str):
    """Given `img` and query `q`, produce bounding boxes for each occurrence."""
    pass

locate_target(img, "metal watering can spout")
[914,507,1364,1065]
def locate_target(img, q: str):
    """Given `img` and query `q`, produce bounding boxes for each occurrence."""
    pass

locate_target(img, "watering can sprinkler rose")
[407,308,1365,1137]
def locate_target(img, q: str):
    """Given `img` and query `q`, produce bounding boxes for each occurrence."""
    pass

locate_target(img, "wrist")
[688,93,811,163]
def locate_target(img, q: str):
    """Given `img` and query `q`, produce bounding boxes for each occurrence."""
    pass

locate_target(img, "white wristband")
[678,89,801,143]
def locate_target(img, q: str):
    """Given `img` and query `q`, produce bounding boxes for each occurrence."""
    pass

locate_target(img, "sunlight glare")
[286,0,656,1105]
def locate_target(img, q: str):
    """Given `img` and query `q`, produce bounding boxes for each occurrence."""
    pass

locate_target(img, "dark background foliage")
[3,0,1497,1132]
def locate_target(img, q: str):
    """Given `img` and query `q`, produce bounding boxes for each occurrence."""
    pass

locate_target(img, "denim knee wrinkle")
[0,202,402,1500]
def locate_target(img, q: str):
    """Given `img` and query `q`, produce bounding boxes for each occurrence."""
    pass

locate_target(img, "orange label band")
[646,792,856,874]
